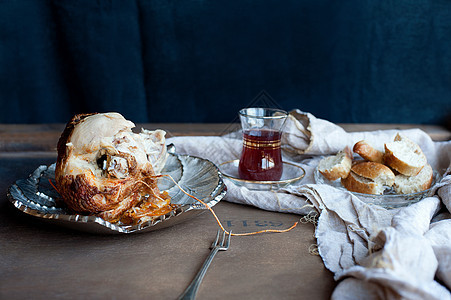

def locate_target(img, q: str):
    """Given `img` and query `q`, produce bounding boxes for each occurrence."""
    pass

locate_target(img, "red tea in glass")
[237,108,288,181]
[238,129,283,181]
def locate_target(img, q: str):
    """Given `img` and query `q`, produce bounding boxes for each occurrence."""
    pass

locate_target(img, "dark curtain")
[1,0,451,124]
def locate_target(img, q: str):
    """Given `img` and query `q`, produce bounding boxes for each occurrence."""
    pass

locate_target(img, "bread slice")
[318,146,352,181]
[384,133,427,176]
[393,164,433,194]
[341,162,395,195]
[353,140,385,164]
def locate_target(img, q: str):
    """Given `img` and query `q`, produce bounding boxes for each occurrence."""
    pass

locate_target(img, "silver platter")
[7,153,226,234]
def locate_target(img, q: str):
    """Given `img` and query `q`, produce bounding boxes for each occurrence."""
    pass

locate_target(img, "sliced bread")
[341,162,395,195]
[394,164,433,194]
[384,133,427,176]
[353,140,385,164]
[318,146,352,181]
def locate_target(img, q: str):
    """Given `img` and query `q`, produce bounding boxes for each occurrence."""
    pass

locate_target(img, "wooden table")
[1,123,449,299]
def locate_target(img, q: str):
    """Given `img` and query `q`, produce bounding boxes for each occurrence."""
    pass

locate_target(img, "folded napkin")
[168,110,451,299]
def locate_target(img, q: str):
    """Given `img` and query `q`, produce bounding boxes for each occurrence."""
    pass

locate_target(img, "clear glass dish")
[219,160,305,191]
[314,167,440,209]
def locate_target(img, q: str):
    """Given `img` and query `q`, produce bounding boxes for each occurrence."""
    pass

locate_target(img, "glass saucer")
[219,160,305,191]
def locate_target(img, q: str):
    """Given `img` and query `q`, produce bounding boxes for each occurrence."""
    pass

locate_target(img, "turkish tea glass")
[238,108,288,181]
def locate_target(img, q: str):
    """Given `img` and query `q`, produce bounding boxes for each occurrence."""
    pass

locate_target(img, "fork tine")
[221,229,227,245]
[225,230,232,249]
[212,229,221,248]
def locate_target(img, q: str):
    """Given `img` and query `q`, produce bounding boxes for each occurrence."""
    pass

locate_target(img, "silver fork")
[178,229,232,300]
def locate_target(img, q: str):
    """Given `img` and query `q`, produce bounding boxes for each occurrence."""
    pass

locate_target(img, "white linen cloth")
[167,109,451,299]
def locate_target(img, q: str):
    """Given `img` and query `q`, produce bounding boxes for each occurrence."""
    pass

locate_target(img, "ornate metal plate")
[7,153,226,234]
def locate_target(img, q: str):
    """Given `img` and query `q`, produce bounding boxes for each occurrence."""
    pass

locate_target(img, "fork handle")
[178,246,220,300]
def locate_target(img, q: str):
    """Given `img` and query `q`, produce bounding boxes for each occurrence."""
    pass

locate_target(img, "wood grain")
[0,123,449,154]
[0,155,334,299]
[1,123,450,299]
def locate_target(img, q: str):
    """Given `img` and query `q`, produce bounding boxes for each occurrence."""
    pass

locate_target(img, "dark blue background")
[1,0,451,124]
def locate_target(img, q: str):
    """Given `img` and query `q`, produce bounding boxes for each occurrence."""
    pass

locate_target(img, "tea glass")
[238,108,288,181]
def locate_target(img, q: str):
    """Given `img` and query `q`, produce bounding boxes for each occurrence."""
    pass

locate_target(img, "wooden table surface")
[1,123,449,299]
